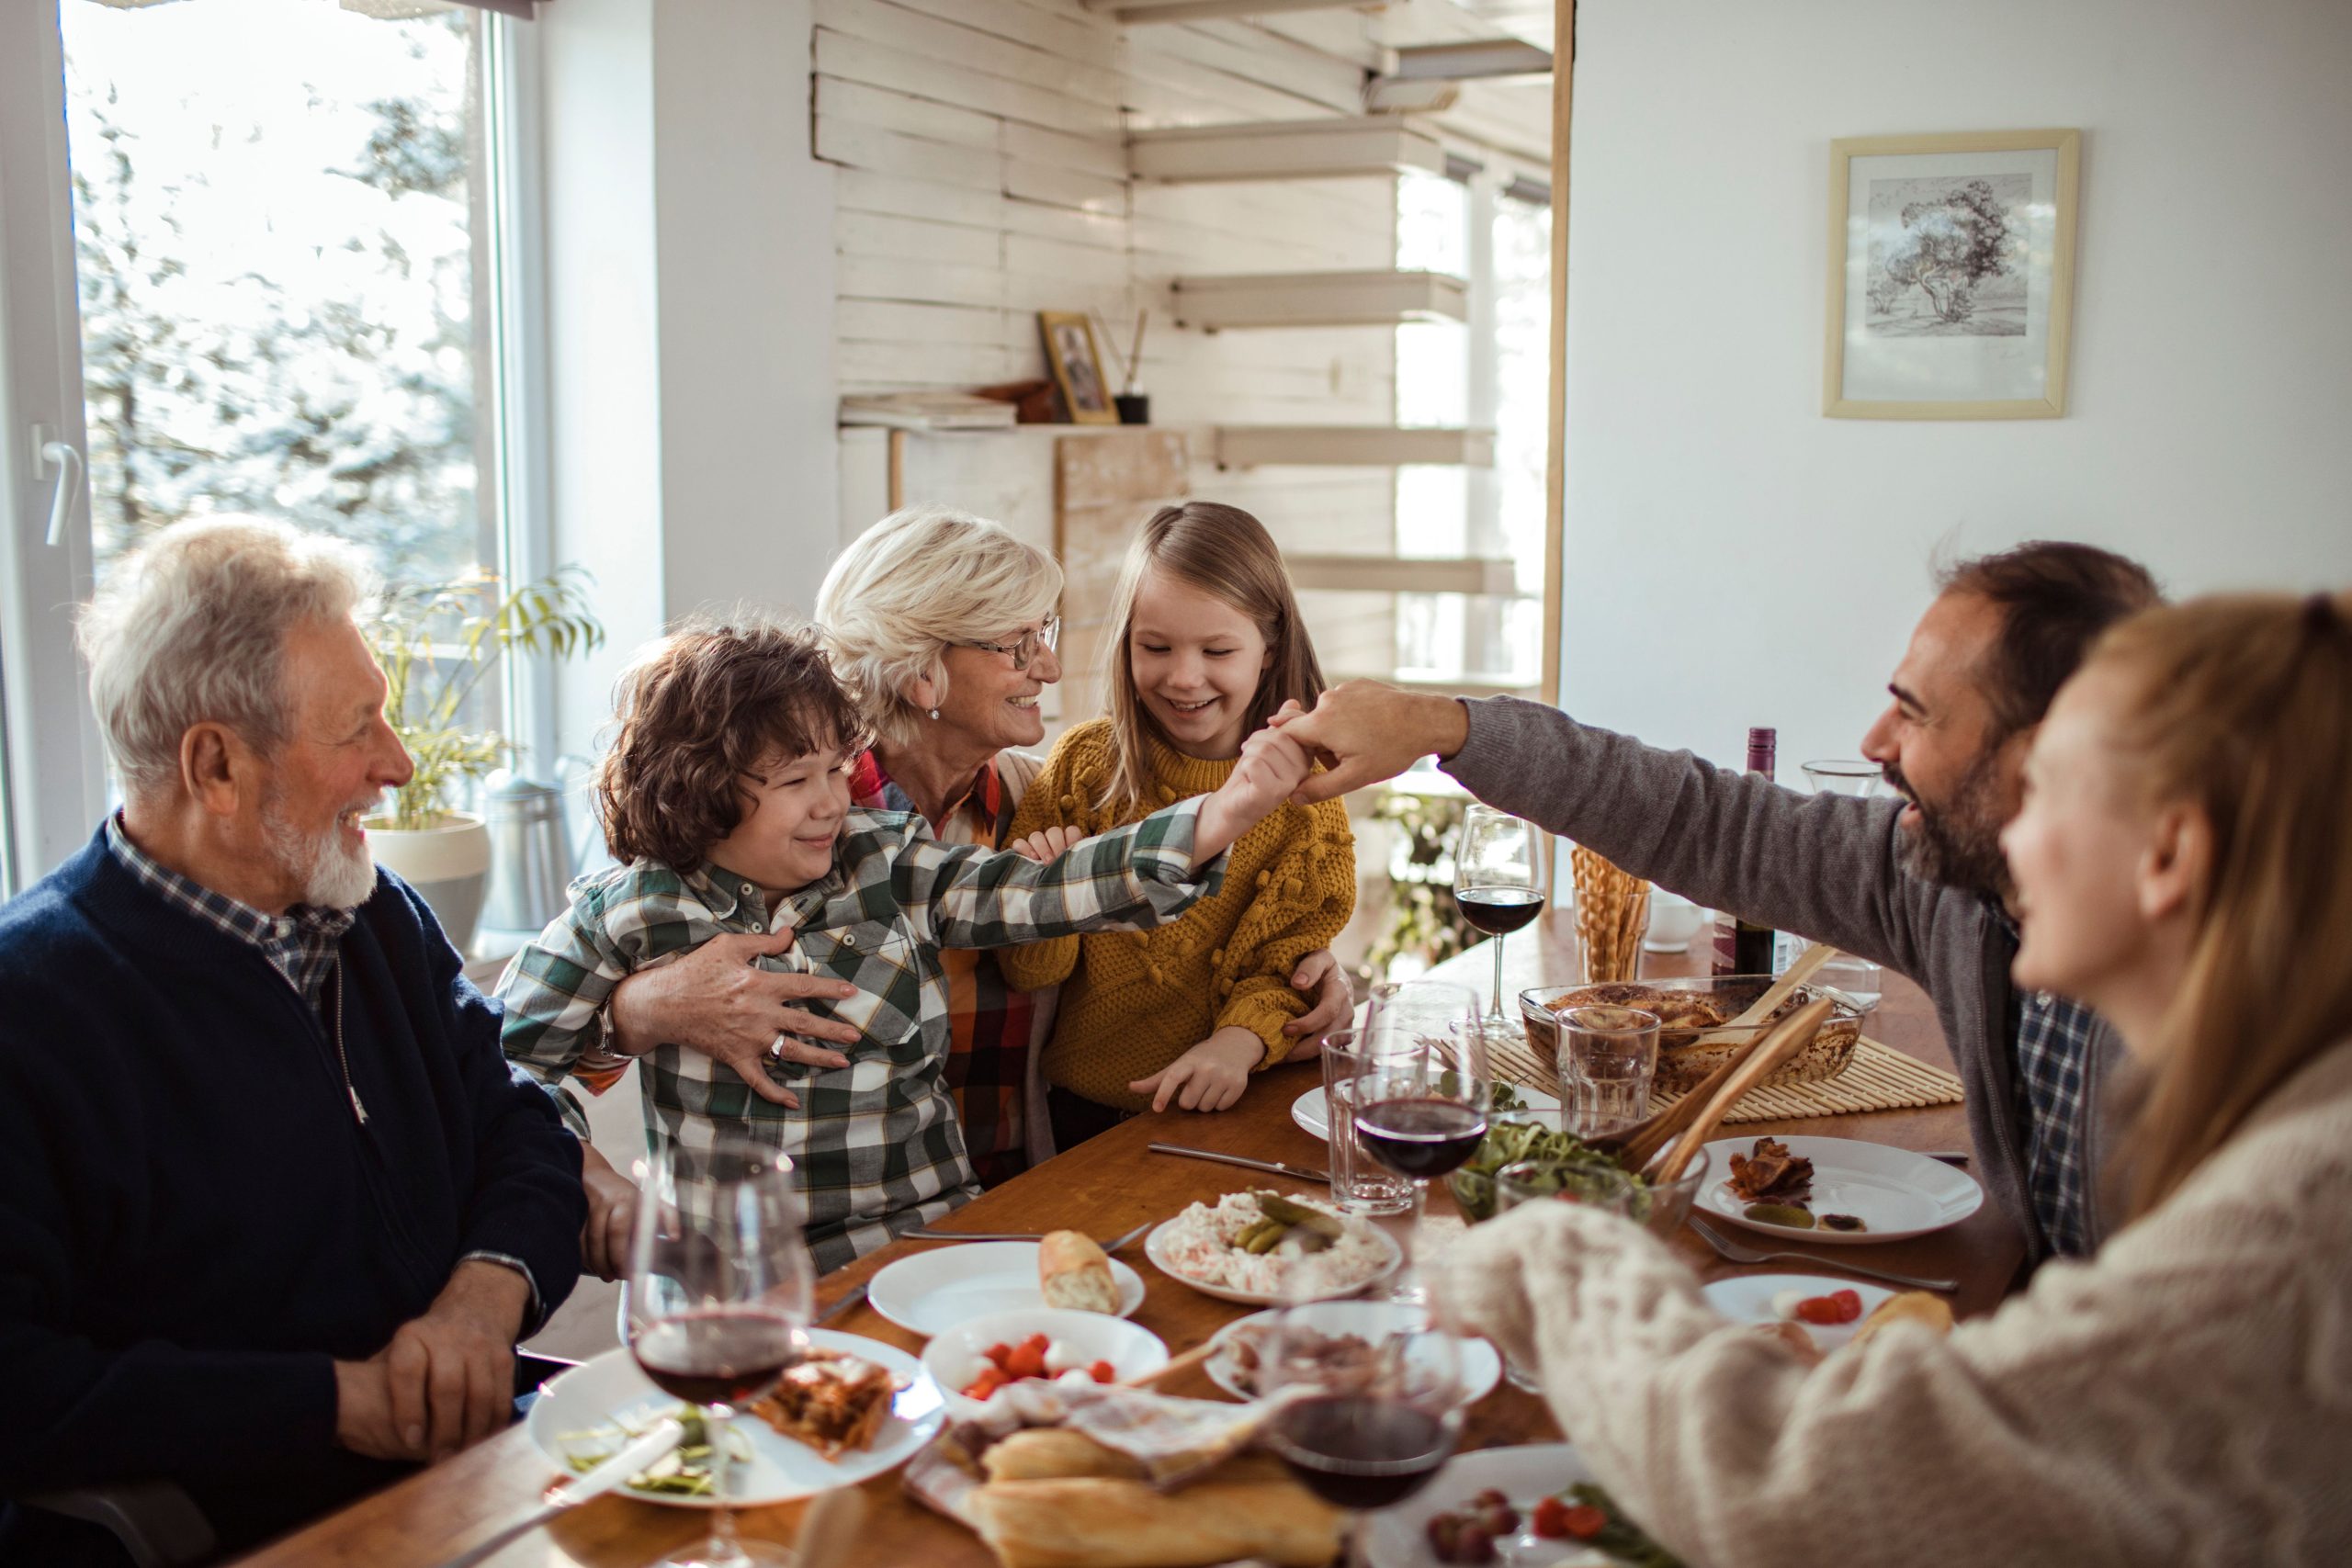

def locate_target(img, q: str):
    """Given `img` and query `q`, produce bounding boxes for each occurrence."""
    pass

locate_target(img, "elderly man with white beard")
[0,519,584,1565]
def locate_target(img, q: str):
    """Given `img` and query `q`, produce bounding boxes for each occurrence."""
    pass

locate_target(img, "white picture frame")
[1824,130,2081,420]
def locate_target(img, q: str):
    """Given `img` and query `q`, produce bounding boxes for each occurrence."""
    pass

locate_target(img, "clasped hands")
[333,1258,531,1464]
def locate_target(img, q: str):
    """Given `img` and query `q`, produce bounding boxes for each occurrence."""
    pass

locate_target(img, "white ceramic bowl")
[920,1306,1168,1418]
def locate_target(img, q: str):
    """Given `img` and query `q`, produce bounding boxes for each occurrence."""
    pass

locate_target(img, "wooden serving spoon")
[1686,941,1838,1048]
[1655,997,1836,1182]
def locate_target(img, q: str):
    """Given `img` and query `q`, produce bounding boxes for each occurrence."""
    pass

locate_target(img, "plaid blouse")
[498,801,1221,1271]
[849,749,1044,1188]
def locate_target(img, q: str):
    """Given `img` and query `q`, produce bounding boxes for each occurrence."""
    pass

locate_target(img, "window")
[1393,165,1550,691]
[62,0,506,588]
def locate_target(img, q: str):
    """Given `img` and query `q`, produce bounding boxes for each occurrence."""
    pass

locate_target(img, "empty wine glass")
[1259,1298,1464,1568]
[1453,807,1547,1041]
[628,1137,814,1568]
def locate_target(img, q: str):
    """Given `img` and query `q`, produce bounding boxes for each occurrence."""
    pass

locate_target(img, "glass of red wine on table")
[1260,1293,1465,1568]
[1353,1002,1491,1304]
[1454,804,1548,1043]
[627,1137,813,1568]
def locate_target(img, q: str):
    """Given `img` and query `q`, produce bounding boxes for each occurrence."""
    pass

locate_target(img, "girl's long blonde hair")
[2089,589,2352,1217]
[1098,502,1323,812]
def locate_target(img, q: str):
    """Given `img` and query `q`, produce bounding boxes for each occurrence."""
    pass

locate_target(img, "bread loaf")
[968,1475,1341,1568]
[1849,1290,1954,1348]
[1038,1229,1121,1314]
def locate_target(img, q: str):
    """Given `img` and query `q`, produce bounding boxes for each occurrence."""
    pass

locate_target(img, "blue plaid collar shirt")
[1996,909,2101,1258]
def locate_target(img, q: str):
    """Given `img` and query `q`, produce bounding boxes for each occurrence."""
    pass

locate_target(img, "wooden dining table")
[235,910,2024,1566]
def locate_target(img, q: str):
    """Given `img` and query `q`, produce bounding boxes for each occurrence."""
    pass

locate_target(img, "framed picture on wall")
[1824,129,2081,419]
[1037,310,1119,426]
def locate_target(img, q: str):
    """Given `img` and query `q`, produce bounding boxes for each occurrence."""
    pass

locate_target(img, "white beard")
[261,792,380,911]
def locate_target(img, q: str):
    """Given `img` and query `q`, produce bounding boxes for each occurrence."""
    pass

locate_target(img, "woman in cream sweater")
[1447,589,2352,1567]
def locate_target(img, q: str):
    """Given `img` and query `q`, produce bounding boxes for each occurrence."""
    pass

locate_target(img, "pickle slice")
[1742,1201,1815,1229]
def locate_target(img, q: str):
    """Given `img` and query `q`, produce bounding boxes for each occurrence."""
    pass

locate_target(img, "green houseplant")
[360,567,604,950]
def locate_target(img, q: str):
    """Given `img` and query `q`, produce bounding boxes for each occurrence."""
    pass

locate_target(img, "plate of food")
[1366,1442,1683,1567]
[1700,1273,1894,1352]
[922,1306,1169,1416]
[867,1234,1146,1336]
[1293,1080,1557,1142]
[1205,1303,1503,1404]
[1145,1190,1403,1304]
[529,1328,944,1507]
[1695,1134,1983,1245]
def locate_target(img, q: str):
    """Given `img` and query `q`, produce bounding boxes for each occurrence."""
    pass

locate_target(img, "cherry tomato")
[1532,1496,1572,1538]
[1559,1503,1607,1540]
[1793,1295,1845,1325]
[982,1342,1014,1371]
[1005,1343,1048,1380]
[1020,1333,1050,1354]
[1829,1288,1863,1323]
[1089,1359,1116,1383]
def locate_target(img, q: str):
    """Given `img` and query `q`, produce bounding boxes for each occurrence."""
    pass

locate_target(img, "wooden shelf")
[1086,0,1368,20]
[1130,117,1446,185]
[1214,425,1495,468]
[1287,555,1516,595]
[1170,269,1467,331]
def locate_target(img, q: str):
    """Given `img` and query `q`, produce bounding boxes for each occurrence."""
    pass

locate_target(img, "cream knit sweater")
[1447,1041,2352,1568]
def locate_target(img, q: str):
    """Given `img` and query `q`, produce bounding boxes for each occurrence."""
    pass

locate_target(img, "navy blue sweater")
[0,829,585,1547]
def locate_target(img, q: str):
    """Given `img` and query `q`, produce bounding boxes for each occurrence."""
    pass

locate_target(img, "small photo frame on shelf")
[1824,129,2081,420]
[1038,310,1118,426]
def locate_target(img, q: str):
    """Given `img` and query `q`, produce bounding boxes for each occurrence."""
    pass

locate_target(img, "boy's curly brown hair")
[596,616,870,872]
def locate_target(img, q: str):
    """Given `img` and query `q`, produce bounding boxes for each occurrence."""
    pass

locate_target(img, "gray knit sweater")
[1443,696,2127,1263]
[1446,1039,2352,1567]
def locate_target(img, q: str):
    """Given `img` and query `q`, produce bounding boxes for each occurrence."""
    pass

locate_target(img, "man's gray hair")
[816,504,1063,750]
[76,517,375,798]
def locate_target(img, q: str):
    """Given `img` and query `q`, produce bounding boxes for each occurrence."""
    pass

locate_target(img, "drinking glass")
[1554,1004,1659,1138]
[1491,1159,1637,1391]
[1259,1297,1464,1568]
[1453,807,1548,1042]
[1361,979,1478,1055]
[1320,1032,1412,1216]
[1816,953,1883,1025]
[628,1137,814,1568]
[1352,1018,1490,1302]
[1801,759,1883,797]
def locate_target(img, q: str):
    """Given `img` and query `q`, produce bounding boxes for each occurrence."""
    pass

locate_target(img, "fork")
[902,1220,1152,1251]
[1688,1216,1958,1292]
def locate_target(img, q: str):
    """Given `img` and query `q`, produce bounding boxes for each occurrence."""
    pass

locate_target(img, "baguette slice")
[1849,1290,1955,1348]
[969,1475,1340,1568]
[1039,1229,1121,1314]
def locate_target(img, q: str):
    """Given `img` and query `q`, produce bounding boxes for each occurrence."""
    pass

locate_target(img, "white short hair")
[816,505,1063,750]
[76,517,374,799]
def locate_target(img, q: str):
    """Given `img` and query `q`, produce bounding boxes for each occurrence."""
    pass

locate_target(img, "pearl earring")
[930,707,941,720]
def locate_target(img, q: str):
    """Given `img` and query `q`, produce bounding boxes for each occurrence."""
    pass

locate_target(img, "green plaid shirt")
[499,800,1221,1271]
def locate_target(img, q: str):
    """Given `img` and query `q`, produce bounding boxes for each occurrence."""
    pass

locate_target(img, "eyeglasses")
[956,615,1060,671]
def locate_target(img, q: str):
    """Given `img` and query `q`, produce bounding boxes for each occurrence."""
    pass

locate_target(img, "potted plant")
[362,567,603,951]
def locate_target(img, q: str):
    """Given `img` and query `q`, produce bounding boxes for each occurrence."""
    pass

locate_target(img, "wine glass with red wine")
[1352,1013,1489,1302]
[1260,1298,1464,1567]
[627,1137,813,1568]
[1453,805,1548,1042]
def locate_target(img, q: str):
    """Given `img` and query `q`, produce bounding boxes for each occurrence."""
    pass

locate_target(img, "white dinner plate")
[1145,1213,1404,1306]
[1700,1272,1896,1352]
[865,1241,1146,1336]
[1292,1083,1561,1142]
[1695,1134,1984,1245]
[1367,1442,1628,1568]
[1204,1303,1504,1405]
[526,1331,944,1508]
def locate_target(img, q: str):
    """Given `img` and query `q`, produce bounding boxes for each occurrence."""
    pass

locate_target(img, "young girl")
[497,617,1313,1271]
[1001,502,1355,1148]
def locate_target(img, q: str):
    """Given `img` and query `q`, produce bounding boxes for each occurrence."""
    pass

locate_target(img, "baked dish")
[745,1348,896,1461]
[1527,976,1864,1093]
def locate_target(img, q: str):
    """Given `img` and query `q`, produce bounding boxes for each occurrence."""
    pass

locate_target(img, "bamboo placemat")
[1492,1033,1963,1123]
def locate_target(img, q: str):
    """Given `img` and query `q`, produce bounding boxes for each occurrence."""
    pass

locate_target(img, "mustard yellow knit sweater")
[1001,720,1356,1111]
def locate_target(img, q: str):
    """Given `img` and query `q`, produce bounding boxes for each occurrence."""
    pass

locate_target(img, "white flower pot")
[366,810,492,953]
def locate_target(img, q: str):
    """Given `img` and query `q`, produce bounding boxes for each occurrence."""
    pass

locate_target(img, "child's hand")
[1193,726,1314,864]
[1128,1027,1265,1112]
[1012,824,1086,862]
[578,1143,640,1282]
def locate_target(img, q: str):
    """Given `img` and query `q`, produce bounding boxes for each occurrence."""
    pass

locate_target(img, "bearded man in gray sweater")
[1281,542,2159,1268]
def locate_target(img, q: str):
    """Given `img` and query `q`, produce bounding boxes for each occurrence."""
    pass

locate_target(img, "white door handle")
[35,427,84,547]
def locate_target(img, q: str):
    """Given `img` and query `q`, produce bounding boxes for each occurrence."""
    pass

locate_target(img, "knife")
[434,1415,684,1568]
[814,1282,869,1325]
[1147,1142,1329,1184]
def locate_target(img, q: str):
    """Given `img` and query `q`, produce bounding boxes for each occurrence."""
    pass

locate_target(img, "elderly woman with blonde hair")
[602,505,1351,1187]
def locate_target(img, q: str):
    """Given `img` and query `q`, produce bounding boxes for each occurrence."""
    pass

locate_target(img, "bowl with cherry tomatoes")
[921,1307,1169,1417]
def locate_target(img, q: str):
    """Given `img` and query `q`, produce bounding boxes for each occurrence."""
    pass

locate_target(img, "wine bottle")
[1715,727,1780,975]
